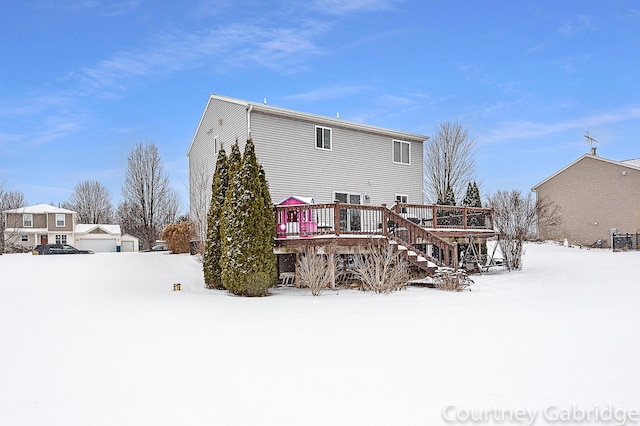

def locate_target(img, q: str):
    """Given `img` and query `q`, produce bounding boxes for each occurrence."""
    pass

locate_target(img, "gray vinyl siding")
[251,111,424,205]
[188,98,248,219]
[188,96,426,219]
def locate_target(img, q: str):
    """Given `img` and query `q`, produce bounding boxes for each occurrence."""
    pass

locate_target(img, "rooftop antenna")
[585,131,598,156]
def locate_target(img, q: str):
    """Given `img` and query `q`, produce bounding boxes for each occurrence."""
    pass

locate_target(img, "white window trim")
[55,234,68,245]
[395,194,409,213]
[55,214,66,227]
[392,139,411,165]
[23,214,33,228]
[315,125,332,151]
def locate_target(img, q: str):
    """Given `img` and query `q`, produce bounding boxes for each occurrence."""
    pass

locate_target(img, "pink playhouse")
[276,196,317,237]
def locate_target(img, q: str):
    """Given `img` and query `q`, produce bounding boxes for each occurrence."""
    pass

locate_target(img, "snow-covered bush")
[433,268,473,292]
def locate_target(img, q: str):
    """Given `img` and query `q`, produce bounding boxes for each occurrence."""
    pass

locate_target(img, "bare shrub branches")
[433,268,473,291]
[297,245,338,296]
[352,241,409,293]
[486,189,561,270]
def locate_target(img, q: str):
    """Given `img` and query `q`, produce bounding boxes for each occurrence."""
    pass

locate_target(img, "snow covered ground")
[1,243,639,426]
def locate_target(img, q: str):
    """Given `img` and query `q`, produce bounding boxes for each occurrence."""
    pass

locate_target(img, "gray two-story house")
[187,94,428,220]
[188,94,495,272]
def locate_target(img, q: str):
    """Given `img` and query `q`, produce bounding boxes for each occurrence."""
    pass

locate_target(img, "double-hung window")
[393,140,410,165]
[23,214,33,228]
[315,126,332,150]
[56,214,65,227]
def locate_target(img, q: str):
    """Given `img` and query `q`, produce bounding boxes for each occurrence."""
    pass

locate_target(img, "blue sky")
[1,0,639,212]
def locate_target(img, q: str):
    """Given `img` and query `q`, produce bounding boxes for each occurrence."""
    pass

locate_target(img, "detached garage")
[75,224,122,253]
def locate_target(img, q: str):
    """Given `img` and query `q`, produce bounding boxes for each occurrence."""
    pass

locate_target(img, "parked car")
[32,244,94,255]
[151,243,169,251]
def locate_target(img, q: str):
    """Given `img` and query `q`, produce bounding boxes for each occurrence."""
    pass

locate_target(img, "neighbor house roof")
[531,154,640,191]
[75,224,122,235]
[622,158,640,168]
[3,203,76,214]
[187,94,429,156]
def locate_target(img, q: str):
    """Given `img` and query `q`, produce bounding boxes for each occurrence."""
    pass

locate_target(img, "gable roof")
[531,154,640,191]
[3,203,76,214]
[187,93,429,156]
[75,224,122,235]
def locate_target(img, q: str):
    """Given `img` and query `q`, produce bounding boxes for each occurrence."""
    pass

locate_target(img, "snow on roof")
[621,158,640,168]
[75,224,122,235]
[277,196,315,205]
[3,203,76,214]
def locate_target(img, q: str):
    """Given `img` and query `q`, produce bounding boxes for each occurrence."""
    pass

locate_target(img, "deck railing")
[391,203,493,230]
[274,202,494,268]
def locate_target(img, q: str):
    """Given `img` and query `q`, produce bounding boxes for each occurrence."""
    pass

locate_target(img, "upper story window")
[23,214,33,228]
[393,140,410,165]
[315,126,332,150]
[56,214,66,227]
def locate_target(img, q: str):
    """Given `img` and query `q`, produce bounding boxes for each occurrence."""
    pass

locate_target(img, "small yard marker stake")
[173,283,181,291]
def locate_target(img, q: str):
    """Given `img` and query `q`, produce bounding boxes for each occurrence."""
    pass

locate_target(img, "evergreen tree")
[203,147,228,289]
[227,139,242,178]
[220,140,276,296]
[443,185,456,206]
[257,165,277,285]
[463,181,482,208]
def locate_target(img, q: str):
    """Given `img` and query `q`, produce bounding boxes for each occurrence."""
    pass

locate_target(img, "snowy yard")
[1,243,639,426]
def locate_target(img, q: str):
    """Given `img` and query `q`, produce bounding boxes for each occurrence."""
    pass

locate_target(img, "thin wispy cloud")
[67,20,327,97]
[558,15,595,36]
[483,106,640,144]
[311,0,402,15]
[283,83,370,102]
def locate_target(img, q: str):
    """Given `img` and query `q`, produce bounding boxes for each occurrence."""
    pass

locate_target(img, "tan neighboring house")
[2,204,139,253]
[531,154,640,247]
[2,204,76,249]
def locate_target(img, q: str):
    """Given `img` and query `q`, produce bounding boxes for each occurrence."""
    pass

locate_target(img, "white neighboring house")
[74,224,141,253]
[2,203,139,253]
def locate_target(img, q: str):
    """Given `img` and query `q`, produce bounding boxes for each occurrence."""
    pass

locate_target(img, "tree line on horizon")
[1,142,180,252]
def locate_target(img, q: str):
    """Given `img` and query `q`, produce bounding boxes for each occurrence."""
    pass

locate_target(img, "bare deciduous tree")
[486,190,561,270]
[119,142,179,250]
[62,180,114,224]
[424,122,476,204]
[188,160,211,254]
[352,241,409,293]
[0,185,27,254]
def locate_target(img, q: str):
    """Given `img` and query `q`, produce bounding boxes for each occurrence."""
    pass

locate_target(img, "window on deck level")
[393,140,410,165]
[315,126,332,150]
[395,194,408,213]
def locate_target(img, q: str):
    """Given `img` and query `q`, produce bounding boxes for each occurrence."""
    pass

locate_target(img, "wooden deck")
[274,202,496,271]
